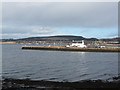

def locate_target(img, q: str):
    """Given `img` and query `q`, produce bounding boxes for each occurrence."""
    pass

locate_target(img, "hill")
[16,35,98,41]
[1,35,120,42]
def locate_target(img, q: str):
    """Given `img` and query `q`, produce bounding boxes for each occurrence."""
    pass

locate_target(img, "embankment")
[22,46,120,52]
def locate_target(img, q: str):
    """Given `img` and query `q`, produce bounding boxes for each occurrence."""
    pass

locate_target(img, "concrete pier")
[22,46,120,52]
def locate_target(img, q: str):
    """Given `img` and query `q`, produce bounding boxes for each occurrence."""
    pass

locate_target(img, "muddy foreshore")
[2,76,120,90]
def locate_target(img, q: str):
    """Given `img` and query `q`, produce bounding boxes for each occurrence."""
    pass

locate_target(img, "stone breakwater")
[22,46,120,52]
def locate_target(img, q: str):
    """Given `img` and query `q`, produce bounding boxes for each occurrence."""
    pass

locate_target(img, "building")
[66,40,87,48]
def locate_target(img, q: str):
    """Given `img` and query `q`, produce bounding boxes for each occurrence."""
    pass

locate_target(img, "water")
[2,44,118,82]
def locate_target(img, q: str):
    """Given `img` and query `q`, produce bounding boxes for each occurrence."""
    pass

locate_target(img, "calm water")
[2,44,118,82]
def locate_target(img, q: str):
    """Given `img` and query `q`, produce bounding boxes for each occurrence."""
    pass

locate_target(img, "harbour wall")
[22,46,120,52]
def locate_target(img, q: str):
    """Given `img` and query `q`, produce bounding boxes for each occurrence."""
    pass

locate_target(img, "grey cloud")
[2,2,118,28]
[2,2,118,39]
[2,25,55,35]
[2,26,29,34]
[31,27,54,34]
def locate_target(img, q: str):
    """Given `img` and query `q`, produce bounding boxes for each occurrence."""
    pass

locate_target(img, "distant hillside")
[100,37,120,41]
[1,35,120,42]
[16,35,98,41]
[1,39,16,42]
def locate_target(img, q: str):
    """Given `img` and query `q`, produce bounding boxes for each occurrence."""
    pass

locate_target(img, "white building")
[66,40,87,48]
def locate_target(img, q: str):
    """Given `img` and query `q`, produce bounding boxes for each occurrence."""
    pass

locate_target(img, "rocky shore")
[2,76,120,90]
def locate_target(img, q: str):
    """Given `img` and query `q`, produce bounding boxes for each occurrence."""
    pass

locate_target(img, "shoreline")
[0,42,16,44]
[22,46,120,52]
[2,77,120,90]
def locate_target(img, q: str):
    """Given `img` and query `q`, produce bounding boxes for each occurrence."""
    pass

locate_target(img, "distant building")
[66,40,87,48]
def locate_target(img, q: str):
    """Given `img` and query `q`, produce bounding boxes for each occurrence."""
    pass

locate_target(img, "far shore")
[0,42,16,44]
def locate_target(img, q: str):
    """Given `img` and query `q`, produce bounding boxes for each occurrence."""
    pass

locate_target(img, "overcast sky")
[2,2,118,39]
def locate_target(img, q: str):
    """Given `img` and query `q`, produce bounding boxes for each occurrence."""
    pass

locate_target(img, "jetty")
[22,46,120,52]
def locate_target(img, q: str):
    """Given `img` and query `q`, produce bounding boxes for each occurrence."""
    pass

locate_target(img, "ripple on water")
[2,45,118,81]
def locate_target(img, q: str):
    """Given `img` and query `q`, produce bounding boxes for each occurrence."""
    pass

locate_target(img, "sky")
[1,2,118,39]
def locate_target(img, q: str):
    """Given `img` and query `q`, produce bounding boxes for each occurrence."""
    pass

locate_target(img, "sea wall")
[22,46,120,52]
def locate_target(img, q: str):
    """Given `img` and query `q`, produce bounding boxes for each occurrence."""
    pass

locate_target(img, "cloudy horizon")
[2,2,118,39]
